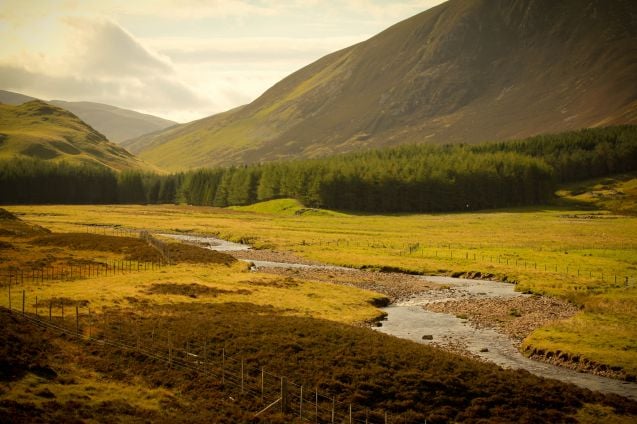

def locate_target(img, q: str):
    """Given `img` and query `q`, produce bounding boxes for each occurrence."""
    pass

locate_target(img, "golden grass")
[2,262,383,325]
[522,310,637,374]
[5,200,637,375]
[2,363,175,411]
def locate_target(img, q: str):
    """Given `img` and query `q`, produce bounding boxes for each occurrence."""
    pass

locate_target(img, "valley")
[2,0,637,422]
[1,205,636,422]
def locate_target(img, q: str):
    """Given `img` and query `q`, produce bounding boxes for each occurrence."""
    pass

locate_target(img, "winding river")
[163,233,637,400]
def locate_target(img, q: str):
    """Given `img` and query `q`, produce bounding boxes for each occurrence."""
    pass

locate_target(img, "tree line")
[1,125,635,212]
[0,158,180,205]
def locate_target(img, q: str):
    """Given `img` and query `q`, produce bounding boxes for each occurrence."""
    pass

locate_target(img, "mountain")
[49,100,177,143]
[0,90,177,143]
[0,90,35,105]
[0,100,155,171]
[124,0,637,171]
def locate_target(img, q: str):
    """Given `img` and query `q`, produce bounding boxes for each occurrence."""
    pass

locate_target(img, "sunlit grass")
[2,363,175,411]
[2,262,384,325]
[5,197,637,376]
[522,310,637,375]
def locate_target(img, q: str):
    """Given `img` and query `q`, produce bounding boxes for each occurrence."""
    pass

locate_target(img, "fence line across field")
[2,290,403,424]
[82,225,636,289]
[302,239,636,289]
[0,259,168,287]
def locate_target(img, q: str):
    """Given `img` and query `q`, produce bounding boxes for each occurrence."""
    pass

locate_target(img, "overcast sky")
[0,0,446,123]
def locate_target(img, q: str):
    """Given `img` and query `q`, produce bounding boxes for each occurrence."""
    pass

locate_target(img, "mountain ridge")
[0,100,156,171]
[125,0,637,171]
[0,89,177,144]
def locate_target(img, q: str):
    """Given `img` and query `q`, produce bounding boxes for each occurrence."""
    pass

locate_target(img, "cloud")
[61,17,173,77]
[0,1,448,122]
[0,17,212,122]
[147,36,361,65]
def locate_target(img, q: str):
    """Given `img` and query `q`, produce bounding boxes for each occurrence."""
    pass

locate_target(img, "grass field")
[1,205,637,422]
[5,175,636,378]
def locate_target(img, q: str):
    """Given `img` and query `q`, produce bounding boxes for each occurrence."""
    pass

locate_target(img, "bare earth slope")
[126,0,637,170]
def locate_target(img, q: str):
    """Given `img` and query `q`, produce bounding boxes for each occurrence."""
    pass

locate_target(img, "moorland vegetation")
[1,211,636,423]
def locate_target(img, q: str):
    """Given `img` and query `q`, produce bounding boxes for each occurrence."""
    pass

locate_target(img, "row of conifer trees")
[1,125,635,212]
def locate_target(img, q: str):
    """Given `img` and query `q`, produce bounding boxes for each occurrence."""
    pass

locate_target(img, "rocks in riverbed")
[422,335,433,340]
[425,296,578,345]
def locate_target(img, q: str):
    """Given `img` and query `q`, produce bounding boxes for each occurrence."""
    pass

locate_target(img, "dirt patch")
[166,243,236,265]
[524,347,635,381]
[31,233,160,259]
[230,249,322,265]
[424,295,578,345]
[0,208,18,220]
[143,283,251,298]
[29,233,236,265]
[242,278,300,289]
[37,297,90,307]
[257,267,435,302]
[0,209,50,237]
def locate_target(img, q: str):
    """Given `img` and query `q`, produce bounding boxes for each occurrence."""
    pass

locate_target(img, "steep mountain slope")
[0,90,177,143]
[49,100,177,143]
[126,0,637,171]
[0,100,154,171]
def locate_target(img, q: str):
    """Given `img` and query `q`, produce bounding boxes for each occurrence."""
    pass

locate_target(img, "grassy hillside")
[0,100,154,171]
[230,198,346,217]
[0,89,177,144]
[557,173,637,215]
[126,0,637,170]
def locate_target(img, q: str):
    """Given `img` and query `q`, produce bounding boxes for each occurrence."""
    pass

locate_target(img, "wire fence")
[2,290,405,423]
[83,225,172,264]
[299,239,637,289]
[0,259,167,288]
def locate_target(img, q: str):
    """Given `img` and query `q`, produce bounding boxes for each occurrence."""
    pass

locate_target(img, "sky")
[0,0,446,123]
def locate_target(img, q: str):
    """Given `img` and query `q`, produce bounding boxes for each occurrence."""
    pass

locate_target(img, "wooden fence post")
[22,290,25,315]
[168,332,172,366]
[203,339,207,373]
[331,397,335,423]
[281,377,288,413]
[261,368,264,402]
[241,358,245,394]
[315,389,319,423]
[300,385,303,420]
[75,304,79,337]
[8,283,11,312]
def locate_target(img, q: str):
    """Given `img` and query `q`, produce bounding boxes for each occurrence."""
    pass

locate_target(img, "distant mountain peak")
[0,90,177,144]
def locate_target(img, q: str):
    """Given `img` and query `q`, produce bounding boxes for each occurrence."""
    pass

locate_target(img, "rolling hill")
[0,90,177,144]
[0,100,155,171]
[124,0,637,171]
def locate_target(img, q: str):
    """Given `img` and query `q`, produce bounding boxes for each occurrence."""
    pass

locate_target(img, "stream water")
[164,232,637,400]
[375,277,637,400]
